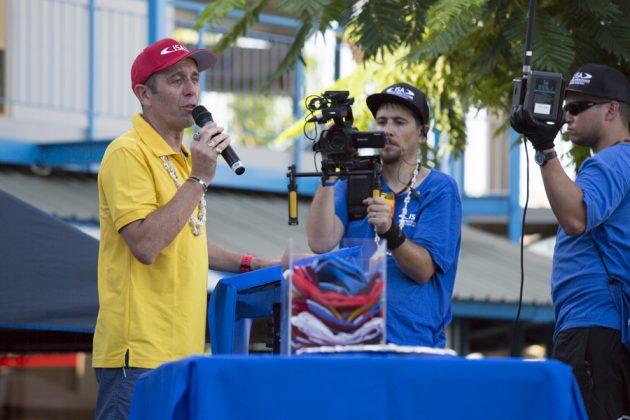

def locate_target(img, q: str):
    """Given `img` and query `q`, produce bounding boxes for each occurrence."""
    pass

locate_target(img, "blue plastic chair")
[208,265,283,354]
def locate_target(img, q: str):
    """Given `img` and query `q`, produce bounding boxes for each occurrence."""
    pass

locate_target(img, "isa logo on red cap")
[159,43,189,56]
[131,38,217,90]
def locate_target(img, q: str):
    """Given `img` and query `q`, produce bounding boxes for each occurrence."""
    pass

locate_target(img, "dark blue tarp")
[0,189,98,352]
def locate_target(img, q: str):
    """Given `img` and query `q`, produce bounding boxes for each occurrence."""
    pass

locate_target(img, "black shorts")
[552,327,630,420]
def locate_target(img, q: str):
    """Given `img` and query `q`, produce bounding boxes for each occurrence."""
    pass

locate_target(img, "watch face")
[535,150,556,166]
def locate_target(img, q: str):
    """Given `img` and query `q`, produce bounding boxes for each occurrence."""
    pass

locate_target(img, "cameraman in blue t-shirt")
[513,63,630,419]
[306,83,462,348]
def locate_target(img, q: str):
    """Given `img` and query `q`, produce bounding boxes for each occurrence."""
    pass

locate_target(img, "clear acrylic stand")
[282,238,387,355]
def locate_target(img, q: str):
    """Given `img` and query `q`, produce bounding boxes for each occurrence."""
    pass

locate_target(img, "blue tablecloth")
[129,354,586,420]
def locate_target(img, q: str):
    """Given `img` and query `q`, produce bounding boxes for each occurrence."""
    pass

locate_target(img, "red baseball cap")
[130,38,217,90]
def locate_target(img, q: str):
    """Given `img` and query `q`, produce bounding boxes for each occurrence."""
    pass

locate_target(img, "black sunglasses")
[563,101,610,116]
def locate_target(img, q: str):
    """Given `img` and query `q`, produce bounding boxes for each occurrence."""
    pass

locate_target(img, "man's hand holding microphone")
[192,106,245,175]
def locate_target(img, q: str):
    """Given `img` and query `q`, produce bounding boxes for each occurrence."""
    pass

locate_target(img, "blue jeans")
[94,367,152,420]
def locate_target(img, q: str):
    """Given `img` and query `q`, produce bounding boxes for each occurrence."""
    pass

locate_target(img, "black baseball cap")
[366,82,430,124]
[565,63,630,105]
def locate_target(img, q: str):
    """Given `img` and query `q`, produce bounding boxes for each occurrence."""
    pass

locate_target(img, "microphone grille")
[192,105,212,126]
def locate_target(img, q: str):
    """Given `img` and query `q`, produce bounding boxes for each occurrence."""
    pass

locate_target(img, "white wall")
[0,0,149,142]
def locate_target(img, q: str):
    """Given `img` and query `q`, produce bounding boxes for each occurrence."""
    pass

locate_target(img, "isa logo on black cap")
[568,72,592,87]
[385,85,416,101]
[566,63,630,104]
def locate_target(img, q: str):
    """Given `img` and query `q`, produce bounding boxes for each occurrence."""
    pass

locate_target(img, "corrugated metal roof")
[456,227,551,306]
[0,166,99,221]
[0,165,552,308]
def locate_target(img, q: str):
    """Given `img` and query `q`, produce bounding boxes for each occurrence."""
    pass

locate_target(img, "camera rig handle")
[287,165,299,225]
[286,159,383,225]
[371,160,382,198]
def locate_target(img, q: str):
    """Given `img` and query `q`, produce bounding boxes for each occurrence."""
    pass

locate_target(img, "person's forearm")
[206,241,279,272]
[120,181,206,264]
[391,240,437,284]
[540,157,586,235]
[207,240,243,272]
[306,184,343,253]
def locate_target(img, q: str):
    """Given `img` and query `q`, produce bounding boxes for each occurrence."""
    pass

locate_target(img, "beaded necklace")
[160,156,206,236]
[375,162,420,244]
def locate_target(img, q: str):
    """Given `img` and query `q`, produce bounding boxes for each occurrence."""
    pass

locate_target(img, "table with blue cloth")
[129,354,586,420]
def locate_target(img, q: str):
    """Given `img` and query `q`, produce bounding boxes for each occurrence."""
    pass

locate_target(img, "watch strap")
[537,150,557,166]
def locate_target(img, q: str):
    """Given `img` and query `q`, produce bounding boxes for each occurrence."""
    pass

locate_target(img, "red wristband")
[240,254,255,273]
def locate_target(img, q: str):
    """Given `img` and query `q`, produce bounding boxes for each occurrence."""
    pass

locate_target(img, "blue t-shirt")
[552,143,630,339]
[334,170,462,347]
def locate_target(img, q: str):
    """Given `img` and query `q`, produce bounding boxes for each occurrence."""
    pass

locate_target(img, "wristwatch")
[535,150,557,167]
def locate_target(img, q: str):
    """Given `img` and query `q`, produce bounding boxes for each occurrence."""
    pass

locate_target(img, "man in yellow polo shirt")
[92,38,275,420]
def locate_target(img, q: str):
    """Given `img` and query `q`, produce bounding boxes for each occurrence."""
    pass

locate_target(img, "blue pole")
[334,34,341,80]
[197,21,206,94]
[87,0,96,143]
[148,0,167,43]
[292,56,305,172]
[450,155,464,196]
[508,129,522,243]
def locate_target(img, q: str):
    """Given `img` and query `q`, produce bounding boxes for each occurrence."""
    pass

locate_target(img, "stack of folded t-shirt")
[290,255,385,349]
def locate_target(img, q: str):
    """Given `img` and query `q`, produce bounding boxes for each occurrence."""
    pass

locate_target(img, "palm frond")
[397,0,432,45]
[406,19,469,62]
[319,0,350,32]
[425,0,488,27]
[406,0,487,62]
[196,0,248,30]
[278,0,335,16]
[263,15,315,91]
[592,22,630,62]
[567,0,622,21]
[347,1,409,59]
[212,0,271,53]
[530,15,574,73]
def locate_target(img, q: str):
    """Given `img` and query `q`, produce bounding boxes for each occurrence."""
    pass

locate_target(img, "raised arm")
[306,183,345,253]
[539,153,586,235]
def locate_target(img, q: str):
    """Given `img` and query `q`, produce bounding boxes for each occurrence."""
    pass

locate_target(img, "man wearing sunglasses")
[516,63,630,419]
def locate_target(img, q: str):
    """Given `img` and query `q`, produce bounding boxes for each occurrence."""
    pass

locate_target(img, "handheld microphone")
[192,105,245,175]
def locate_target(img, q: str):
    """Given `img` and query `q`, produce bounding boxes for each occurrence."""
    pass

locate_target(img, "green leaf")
[196,0,248,30]
[263,15,315,91]
[406,0,487,62]
[592,22,630,61]
[530,15,575,72]
[276,0,333,16]
[213,0,271,53]
[347,1,409,59]
[319,0,349,32]
[567,0,622,21]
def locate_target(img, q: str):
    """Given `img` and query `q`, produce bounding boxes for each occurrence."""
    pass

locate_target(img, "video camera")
[510,0,565,134]
[306,90,385,175]
[286,90,385,225]
[512,71,565,124]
